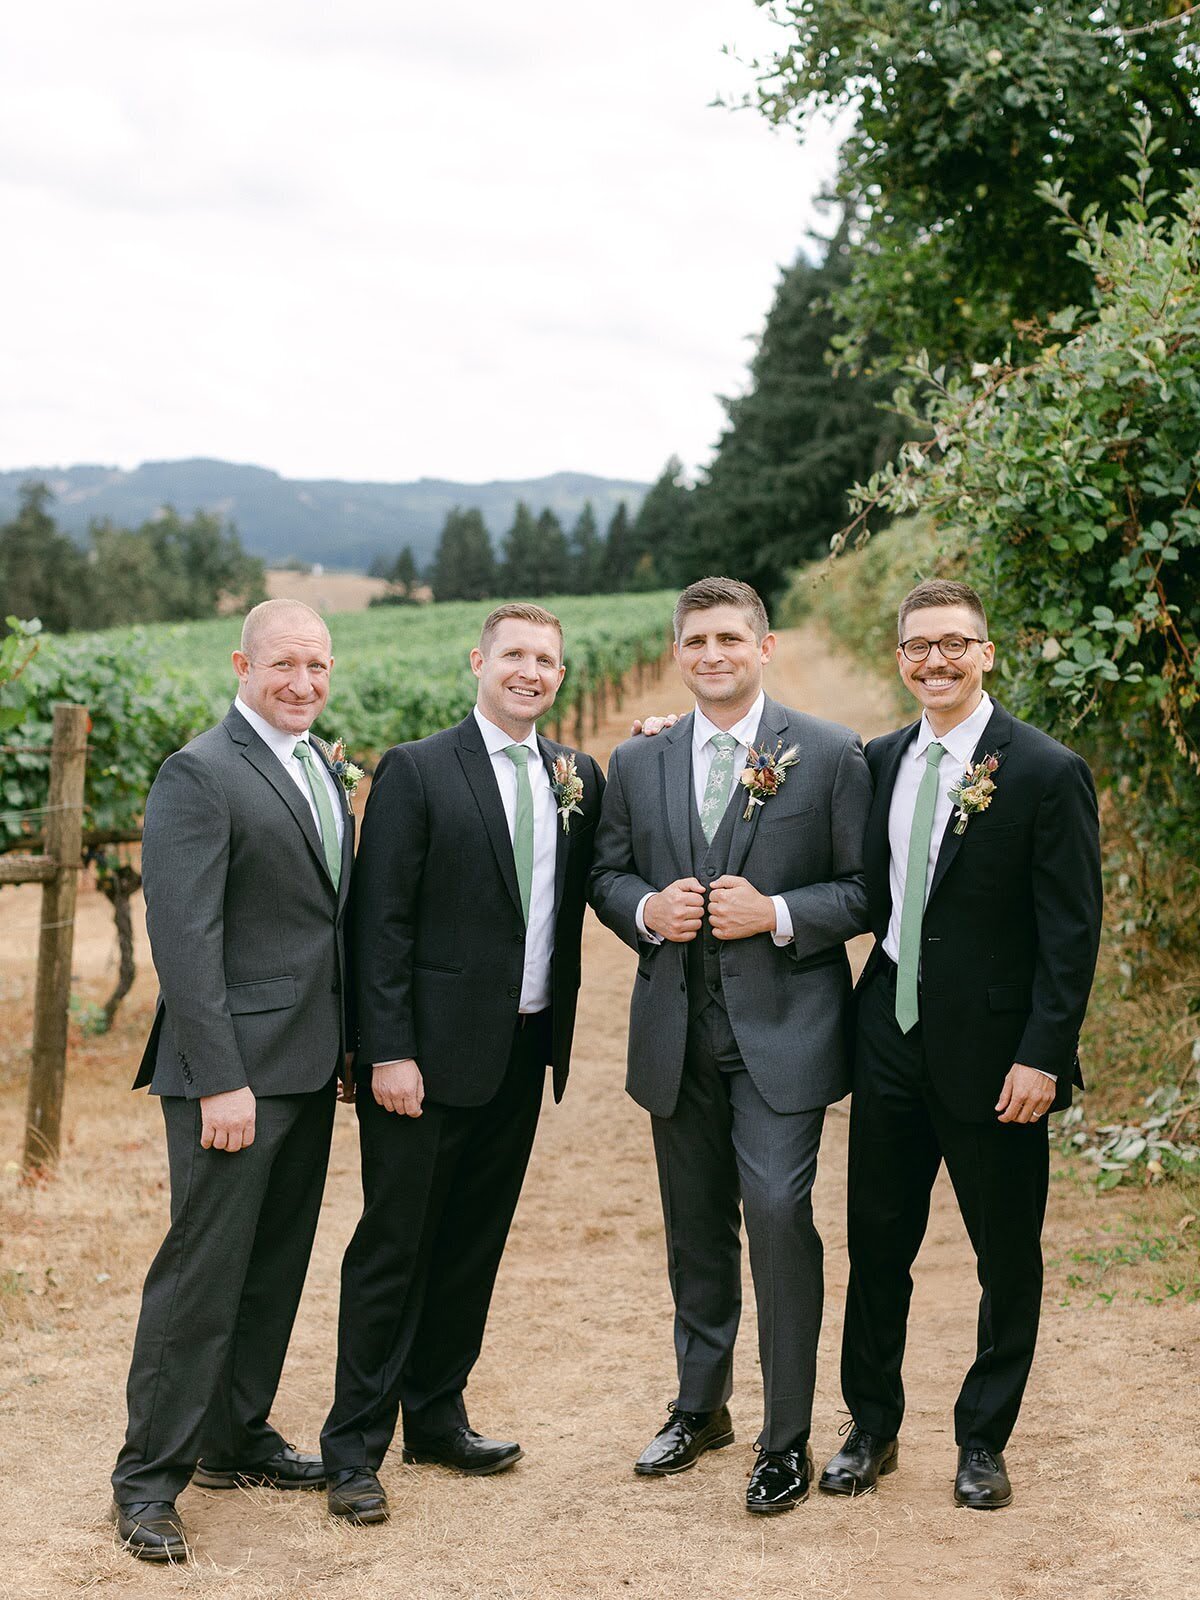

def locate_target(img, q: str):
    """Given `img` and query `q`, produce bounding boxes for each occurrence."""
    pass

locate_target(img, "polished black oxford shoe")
[402,1425,523,1476]
[327,1467,390,1524]
[111,1499,189,1562]
[954,1446,1013,1509]
[819,1424,899,1496]
[745,1439,814,1514]
[193,1442,326,1490]
[634,1403,735,1476]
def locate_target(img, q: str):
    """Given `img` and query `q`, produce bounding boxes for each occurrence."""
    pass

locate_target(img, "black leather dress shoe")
[193,1443,326,1490]
[402,1425,523,1476]
[634,1404,735,1476]
[818,1425,899,1496]
[746,1440,814,1514]
[327,1467,390,1524]
[954,1447,1012,1509]
[111,1499,188,1562]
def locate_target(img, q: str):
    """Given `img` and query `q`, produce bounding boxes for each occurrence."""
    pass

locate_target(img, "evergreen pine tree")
[568,502,603,594]
[0,481,89,631]
[534,508,570,595]
[431,507,496,601]
[629,456,692,589]
[500,501,542,594]
[601,502,633,592]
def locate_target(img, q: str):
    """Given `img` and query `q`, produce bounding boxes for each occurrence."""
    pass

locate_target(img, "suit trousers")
[112,1083,336,1504]
[841,963,1049,1452]
[320,1013,549,1473]
[651,1001,826,1452]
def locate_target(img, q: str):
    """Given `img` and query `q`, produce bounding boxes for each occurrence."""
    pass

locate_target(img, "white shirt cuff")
[636,893,664,945]
[1031,1068,1057,1082]
[771,895,793,947]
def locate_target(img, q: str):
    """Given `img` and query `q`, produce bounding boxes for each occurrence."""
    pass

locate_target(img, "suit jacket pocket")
[226,976,297,1014]
[988,984,1031,1013]
[757,804,818,832]
[414,960,464,975]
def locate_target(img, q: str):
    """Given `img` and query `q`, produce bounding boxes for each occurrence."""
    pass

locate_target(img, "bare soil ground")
[265,571,390,613]
[1,625,1197,1599]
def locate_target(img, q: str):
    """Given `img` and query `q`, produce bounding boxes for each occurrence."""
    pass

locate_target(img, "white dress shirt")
[636,690,794,946]
[472,707,556,1013]
[881,691,1053,1080]
[233,696,345,848]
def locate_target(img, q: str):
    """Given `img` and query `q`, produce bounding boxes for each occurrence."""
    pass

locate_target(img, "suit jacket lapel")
[926,700,1014,905]
[727,695,789,879]
[868,723,917,912]
[223,707,331,886]
[456,715,524,920]
[538,734,570,921]
[660,713,695,880]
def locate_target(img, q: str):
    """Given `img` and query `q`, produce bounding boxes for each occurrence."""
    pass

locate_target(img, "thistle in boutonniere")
[738,740,800,821]
[551,752,584,832]
[327,738,365,798]
[947,752,1000,835]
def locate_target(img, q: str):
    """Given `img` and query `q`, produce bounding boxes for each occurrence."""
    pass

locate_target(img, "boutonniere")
[738,740,800,820]
[551,752,585,832]
[948,752,1000,835]
[326,738,365,798]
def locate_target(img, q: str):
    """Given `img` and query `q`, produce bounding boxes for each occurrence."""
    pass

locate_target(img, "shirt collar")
[473,705,540,758]
[693,690,765,755]
[234,695,314,763]
[913,691,993,765]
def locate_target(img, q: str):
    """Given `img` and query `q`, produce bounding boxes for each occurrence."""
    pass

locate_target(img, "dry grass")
[1,627,1198,1599]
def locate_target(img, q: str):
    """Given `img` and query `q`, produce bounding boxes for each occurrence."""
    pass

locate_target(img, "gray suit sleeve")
[141,750,248,1098]
[778,734,872,961]
[588,745,660,953]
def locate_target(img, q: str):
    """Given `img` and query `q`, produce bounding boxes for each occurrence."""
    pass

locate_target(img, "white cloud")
[0,1,841,484]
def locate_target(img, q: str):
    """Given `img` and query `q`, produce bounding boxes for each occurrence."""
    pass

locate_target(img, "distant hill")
[0,459,649,571]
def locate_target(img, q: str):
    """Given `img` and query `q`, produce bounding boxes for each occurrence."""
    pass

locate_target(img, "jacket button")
[508,985,520,999]
[514,932,525,944]
[679,982,686,993]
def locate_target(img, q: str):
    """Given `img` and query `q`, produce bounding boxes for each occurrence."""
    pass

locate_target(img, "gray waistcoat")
[685,774,741,1018]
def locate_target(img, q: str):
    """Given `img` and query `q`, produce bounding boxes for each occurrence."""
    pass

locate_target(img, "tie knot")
[925,741,946,768]
[504,743,530,768]
[710,733,737,754]
[293,740,313,763]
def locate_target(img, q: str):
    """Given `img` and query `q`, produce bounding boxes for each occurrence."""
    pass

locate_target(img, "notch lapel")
[926,701,1014,906]
[539,735,570,921]
[659,713,695,880]
[456,716,524,920]
[727,695,789,879]
[224,708,331,887]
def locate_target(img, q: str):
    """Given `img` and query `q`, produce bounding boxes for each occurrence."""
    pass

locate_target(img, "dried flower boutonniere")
[551,752,585,832]
[947,752,1000,835]
[738,740,800,820]
[325,738,365,798]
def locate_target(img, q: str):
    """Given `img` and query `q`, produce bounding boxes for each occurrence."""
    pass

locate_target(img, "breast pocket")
[757,804,818,832]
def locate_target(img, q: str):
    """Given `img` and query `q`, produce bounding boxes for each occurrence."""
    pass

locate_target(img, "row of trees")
[0,482,266,632]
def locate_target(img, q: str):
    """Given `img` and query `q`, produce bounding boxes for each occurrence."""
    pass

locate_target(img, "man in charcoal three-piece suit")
[819,578,1102,1511]
[590,576,873,1515]
[320,602,603,1525]
[111,599,354,1562]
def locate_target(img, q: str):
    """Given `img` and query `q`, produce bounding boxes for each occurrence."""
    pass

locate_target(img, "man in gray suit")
[110,598,354,1562]
[590,577,871,1514]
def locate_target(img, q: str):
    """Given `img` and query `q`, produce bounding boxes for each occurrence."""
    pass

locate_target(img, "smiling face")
[897,603,995,734]
[232,611,333,736]
[674,603,775,724]
[471,618,566,738]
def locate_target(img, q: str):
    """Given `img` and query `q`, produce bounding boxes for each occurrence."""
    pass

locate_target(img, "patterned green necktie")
[504,744,534,926]
[293,740,342,890]
[895,740,946,1033]
[700,732,739,844]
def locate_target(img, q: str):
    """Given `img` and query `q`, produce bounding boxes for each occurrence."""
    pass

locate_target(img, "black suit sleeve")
[1015,750,1103,1074]
[350,744,429,1067]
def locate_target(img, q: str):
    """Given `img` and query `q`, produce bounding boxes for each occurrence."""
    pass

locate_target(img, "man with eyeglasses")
[819,579,1102,1511]
[111,599,353,1562]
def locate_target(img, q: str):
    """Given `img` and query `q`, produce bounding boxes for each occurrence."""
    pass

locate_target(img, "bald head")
[240,598,331,659]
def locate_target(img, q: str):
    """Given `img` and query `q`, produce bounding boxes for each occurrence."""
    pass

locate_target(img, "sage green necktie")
[293,740,342,890]
[504,744,534,926]
[895,740,946,1034]
[700,732,738,844]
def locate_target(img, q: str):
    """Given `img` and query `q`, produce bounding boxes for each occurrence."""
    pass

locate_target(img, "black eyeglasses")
[899,634,986,663]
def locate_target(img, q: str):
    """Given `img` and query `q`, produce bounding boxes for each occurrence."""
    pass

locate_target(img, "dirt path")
[1,625,1197,1599]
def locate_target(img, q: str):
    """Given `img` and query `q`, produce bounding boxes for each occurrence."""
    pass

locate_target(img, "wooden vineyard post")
[23,703,88,1173]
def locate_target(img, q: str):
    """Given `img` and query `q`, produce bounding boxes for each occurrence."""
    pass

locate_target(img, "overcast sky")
[1,2,840,486]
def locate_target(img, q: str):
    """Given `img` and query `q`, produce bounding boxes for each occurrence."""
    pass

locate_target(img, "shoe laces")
[963,1447,999,1470]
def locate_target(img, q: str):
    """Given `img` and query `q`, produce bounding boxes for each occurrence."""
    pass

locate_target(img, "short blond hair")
[479,602,564,659]
[240,598,330,657]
